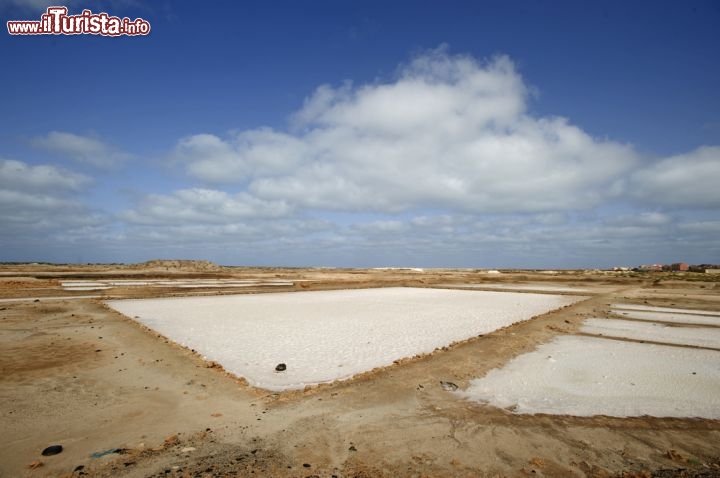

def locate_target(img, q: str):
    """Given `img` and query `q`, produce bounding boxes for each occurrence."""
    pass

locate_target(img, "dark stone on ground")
[440,381,458,391]
[41,445,63,456]
[275,363,287,372]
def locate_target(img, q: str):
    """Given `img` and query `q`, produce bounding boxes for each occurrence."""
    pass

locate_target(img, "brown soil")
[0,265,718,478]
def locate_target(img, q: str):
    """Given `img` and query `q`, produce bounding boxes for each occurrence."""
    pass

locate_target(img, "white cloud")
[32,131,133,168]
[677,220,720,235]
[174,129,307,183]
[295,51,526,133]
[174,47,637,214]
[0,158,90,192]
[605,211,673,227]
[0,158,100,239]
[120,188,292,225]
[630,146,720,207]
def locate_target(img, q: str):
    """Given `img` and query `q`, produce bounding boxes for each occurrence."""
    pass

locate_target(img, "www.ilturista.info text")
[7,7,150,36]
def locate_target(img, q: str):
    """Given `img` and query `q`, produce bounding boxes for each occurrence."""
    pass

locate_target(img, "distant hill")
[129,260,222,271]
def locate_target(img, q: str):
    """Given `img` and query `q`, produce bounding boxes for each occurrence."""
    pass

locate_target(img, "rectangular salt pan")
[461,335,720,418]
[106,287,582,391]
[612,309,720,327]
[438,284,589,293]
[612,304,720,316]
[581,318,720,349]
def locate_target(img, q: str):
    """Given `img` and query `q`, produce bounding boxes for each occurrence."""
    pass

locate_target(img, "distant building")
[670,262,689,271]
[638,264,663,272]
[706,269,720,274]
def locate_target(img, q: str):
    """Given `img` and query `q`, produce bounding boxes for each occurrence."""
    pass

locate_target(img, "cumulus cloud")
[120,188,292,225]
[0,158,90,192]
[32,131,133,168]
[0,158,100,239]
[173,130,307,183]
[605,211,673,227]
[677,220,720,236]
[630,146,720,207]
[172,47,638,214]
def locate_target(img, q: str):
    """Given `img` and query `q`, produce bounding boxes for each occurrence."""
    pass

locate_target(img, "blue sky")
[1,0,719,268]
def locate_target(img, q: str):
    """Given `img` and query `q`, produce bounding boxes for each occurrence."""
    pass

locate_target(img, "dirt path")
[1,268,719,477]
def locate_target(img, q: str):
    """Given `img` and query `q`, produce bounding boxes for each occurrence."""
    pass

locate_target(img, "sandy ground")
[1,264,719,478]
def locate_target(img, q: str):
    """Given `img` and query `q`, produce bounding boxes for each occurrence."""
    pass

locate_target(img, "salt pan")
[581,318,720,349]
[461,335,720,418]
[106,287,582,391]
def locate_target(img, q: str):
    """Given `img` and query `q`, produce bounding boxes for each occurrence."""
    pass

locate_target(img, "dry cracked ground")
[1,263,719,478]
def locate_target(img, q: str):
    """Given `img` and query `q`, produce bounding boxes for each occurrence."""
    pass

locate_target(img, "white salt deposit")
[173,282,292,288]
[612,304,720,316]
[612,309,720,327]
[106,281,159,286]
[439,283,589,293]
[63,286,112,291]
[61,281,107,287]
[461,335,720,418]
[581,318,720,349]
[106,287,582,391]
